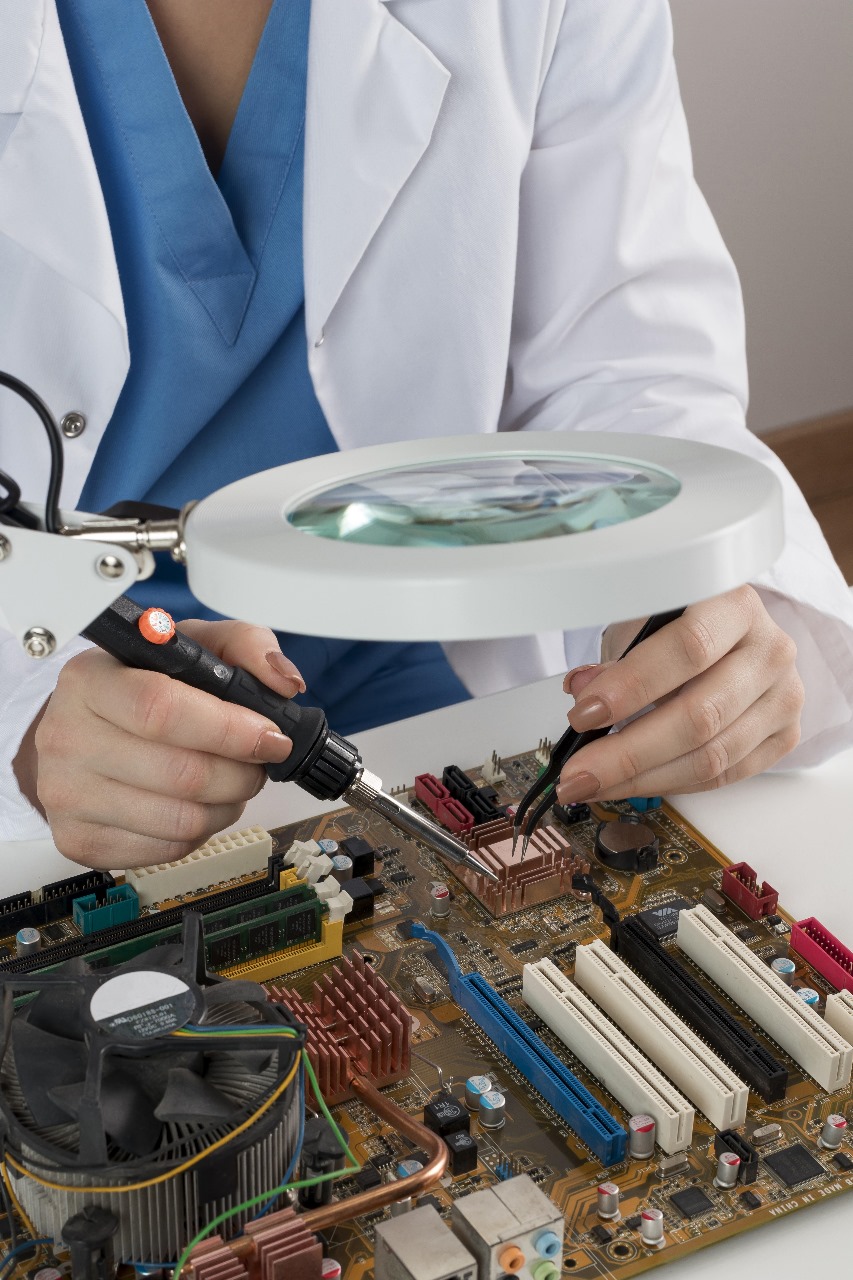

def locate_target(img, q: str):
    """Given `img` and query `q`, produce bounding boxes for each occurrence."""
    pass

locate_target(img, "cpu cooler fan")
[0,913,304,1263]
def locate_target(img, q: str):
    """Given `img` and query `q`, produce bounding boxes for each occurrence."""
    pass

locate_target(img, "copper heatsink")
[449,817,590,916]
[188,1207,322,1280]
[268,951,412,1105]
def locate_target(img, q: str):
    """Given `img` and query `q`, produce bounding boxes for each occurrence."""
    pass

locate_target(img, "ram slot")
[406,923,626,1165]
[523,958,694,1153]
[614,916,788,1101]
[677,905,853,1093]
[575,940,748,1130]
[826,991,853,1047]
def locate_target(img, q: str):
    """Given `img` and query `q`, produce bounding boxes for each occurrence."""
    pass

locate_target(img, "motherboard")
[0,748,851,1280]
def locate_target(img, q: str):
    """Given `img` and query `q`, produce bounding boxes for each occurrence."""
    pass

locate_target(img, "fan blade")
[211,1050,274,1074]
[50,1070,163,1157]
[25,958,90,1041]
[154,1067,240,1123]
[202,980,267,1009]
[11,1020,87,1128]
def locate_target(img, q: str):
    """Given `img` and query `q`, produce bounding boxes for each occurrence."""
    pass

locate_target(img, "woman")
[1,0,851,865]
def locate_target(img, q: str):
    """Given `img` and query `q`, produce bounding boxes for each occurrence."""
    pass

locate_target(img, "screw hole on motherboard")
[361,953,378,965]
[665,848,688,864]
[563,1259,577,1270]
[611,1244,632,1258]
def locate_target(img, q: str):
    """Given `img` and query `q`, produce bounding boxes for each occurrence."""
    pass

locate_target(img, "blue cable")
[251,1062,306,1220]
[0,1239,52,1279]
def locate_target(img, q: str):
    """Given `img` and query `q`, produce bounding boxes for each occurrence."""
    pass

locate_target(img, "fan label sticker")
[89,972,195,1039]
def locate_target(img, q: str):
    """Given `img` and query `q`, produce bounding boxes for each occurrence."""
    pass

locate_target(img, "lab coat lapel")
[303,0,450,345]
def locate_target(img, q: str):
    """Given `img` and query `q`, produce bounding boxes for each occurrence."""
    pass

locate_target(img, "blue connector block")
[408,922,627,1165]
[627,796,662,812]
[73,884,140,935]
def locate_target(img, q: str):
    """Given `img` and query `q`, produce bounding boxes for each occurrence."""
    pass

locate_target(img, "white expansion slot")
[523,958,694,1153]
[677,906,853,1093]
[124,826,273,907]
[826,991,853,1047]
[574,939,748,1130]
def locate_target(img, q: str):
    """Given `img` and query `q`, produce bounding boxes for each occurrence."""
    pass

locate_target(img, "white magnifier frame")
[184,432,784,641]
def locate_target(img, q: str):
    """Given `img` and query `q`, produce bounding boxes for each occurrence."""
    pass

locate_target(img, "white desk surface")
[2,674,851,1275]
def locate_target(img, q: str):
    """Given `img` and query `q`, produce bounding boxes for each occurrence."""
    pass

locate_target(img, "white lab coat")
[1,0,852,841]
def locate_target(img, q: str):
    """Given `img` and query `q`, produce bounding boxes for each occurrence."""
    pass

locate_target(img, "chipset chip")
[669,1187,715,1220]
[637,897,693,939]
[763,1144,826,1188]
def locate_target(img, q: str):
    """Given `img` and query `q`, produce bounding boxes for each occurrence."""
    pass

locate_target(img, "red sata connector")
[437,797,475,836]
[721,862,779,920]
[791,918,853,993]
[414,773,449,816]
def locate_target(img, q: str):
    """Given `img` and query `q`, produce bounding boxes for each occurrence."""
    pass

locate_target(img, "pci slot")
[614,916,788,1101]
[790,918,853,994]
[575,939,749,1130]
[406,922,626,1165]
[825,991,853,1046]
[678,906,853,1093]
[523,958,694,1153]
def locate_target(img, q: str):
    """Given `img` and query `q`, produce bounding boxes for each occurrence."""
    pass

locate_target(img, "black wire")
[0,470,21,517]
[0,372,64,533]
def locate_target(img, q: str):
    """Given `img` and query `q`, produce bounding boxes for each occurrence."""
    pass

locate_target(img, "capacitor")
[318,839,339,855]
[330,854,354,883]
[430,882,452,919]
[714,1150,741,1189]
[796,987,820,1006]
[465,1074,493,1110]
[478,1089,506,1129]
[597,1182,621,1221]
[639,1208,665,1249]
[628,1114,656,1160]
[15,927,41,957]
[396,1158,424,1178]
[818,1114,848,1151]
[770,956,796,984]
[321,1261,343,1280]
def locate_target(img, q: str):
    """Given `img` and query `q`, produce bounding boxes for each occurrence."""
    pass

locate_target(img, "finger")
[73,651,293,764]
[178,618,306,697]
[70,775,246,847]
[567,591,761,733]
[556,645,776,801]
[52,817,242,870]
[563,676,802,801]
[84,718,266,805]
[563,664,606,698]
[646,724,802,797]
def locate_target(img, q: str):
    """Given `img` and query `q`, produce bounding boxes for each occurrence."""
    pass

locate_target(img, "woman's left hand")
[556,586,805,804]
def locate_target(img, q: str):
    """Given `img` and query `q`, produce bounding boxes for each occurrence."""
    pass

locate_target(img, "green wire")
[171,1050,359,1280]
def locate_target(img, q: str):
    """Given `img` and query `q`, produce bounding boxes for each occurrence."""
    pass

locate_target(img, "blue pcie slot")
[408,922,626,1165]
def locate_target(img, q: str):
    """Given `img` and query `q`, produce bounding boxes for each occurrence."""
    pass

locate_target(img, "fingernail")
[556,771,600,804]
[564,665,600,697]
[571,696,611,731]
[266,649,306,695]
[254,729,292,764]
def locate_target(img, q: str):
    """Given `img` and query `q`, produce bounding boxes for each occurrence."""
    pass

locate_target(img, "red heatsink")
[791,917,853,993]
[721,862,778,920]
[268,951,412,1104]
[189,1209,322,1280]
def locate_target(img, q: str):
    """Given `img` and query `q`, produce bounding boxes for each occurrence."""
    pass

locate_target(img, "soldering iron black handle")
[82,596,362,800]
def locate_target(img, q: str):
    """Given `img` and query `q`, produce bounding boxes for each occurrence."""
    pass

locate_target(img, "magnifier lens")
[288,455,681,547]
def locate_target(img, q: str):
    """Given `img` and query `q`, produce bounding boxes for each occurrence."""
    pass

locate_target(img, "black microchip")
[636,897,692,939]
[340,836,375,877]
[832,1152,853,1171]
[208,934,241,967]
[669,1186,714,1220]
[418,1195,444,1214]
[624,1215,642,1231]
[589,1225,612,1246]
[739,1191,762,1210]
[41,923,65,942]
[0,946,11,960]
[390,872,414,884]
[248,921,279,955]
[445,1131,478,1177]
[765,915,782,927]
[509,939,537,955]
[285,904,317,943]
[354,1165,382,1191]
[764,1144,826,1188]
[423,1095,469,1138]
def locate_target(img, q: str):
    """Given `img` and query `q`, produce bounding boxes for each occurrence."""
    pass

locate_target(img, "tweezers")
[512,607,686,860]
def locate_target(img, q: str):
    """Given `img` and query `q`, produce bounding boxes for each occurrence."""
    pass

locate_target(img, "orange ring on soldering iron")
[138,607,176,644]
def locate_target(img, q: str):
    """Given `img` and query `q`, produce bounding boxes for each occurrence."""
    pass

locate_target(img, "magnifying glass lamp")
[182,432,784,641]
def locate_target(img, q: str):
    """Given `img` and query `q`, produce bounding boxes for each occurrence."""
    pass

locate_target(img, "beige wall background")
[670,0,853,434]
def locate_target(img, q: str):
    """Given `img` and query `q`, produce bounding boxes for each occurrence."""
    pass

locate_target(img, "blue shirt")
[56,0,469,733]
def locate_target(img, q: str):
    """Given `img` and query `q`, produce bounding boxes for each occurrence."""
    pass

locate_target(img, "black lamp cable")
[0,371,64,533]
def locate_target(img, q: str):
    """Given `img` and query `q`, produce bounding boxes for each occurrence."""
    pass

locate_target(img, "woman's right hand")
[31,618,305,868]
